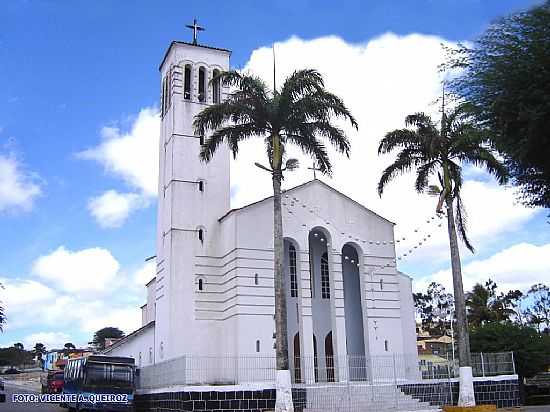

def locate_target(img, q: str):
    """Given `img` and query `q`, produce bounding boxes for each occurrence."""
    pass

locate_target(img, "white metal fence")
[137,352,515,390]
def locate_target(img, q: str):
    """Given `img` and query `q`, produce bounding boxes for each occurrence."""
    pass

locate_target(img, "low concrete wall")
[135,387,307,412]
[399,376,520,408]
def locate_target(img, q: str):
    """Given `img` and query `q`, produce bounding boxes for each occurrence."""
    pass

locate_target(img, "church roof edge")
[159,41,232,71]
[101,321,155,354]
[218,179,395,226]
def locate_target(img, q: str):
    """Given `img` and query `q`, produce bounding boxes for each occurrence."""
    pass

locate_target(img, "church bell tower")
[154,25,231,361]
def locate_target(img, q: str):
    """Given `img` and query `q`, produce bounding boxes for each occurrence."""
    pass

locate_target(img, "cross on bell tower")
[185,18,205,45]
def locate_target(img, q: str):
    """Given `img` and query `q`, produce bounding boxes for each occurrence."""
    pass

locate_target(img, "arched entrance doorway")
[342,243,367,380]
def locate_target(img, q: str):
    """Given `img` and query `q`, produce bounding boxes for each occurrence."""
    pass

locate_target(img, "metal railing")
[136,351,515,390]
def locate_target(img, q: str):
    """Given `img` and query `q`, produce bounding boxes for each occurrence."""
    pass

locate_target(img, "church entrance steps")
[300,383,438,411]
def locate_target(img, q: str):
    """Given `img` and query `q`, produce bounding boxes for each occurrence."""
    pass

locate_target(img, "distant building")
[43,348,94,371]
[417,334,453,356]
[104,338,122,348]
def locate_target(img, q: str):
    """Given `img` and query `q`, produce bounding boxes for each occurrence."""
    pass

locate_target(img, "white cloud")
[232,33,538,262]
[0,153,41,212]
[416,242,550,294]
[88,190,149,228]
[0,278,56,330]
[79,306,141,334]
[133,261,155,286]
[32,246,120,293]
[23,332,72,350]
[1,247,145,342]
[78,108,160,197]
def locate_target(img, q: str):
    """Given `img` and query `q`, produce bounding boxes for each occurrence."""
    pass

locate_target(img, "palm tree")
[466,279,521,326]
[194,69,357,411]
[377,102,507,405]
[466,282,496,327]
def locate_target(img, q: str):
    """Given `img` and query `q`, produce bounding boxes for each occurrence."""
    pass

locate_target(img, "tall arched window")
[293,333,302,383]
[198,228,204,243]
[184,64,192,100]
[380,278,384,290]
[212,69,221,103]
[321,252,330,299]
[313,334,319,383]
[198,67,206,102]
[256,340,260,353]
[289,244,298,297]
[325,331,335,382]
[198,278,204,291]
[254,273,259,285]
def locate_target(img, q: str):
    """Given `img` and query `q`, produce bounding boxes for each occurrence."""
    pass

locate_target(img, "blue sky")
[1,0,548,350]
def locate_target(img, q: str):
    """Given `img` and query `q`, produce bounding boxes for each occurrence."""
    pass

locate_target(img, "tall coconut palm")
[466,279,520,326]
[377,102,507,405]
[194,69,357,412]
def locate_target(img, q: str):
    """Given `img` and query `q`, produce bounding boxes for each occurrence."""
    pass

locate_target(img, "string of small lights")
[280,192,447,273]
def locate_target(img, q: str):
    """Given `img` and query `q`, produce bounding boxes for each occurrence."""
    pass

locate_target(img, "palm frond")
[219,71,269,99]
[280,69,324,101]
[288,121,350,156]
[405,112,437,131]
[284,158,299,171]
[200,123,260,161]
[285,132,332,175]
[415,161,438,193]
[378,129,422,155]
[455,193,475,253]
[378,152,417,196]
[287,90,358,129]
[446,160,463,198]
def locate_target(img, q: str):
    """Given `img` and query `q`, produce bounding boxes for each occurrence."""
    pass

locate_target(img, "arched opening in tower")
[342,243,367,380]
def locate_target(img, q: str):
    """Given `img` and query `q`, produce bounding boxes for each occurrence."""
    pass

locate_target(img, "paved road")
[2,381,64,412]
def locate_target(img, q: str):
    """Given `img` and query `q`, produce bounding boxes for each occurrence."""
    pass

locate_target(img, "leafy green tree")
[414,282,454,335]
[194,69,357,411]
[526,284,550,333]
[470,323,550,379]
[377,103,508,380]
[64,342,76,350]
[90,327,125,351]
[448,1,550,208]
[33,343,46,357]
[466,279,523,326]
[14,342,23,350]
[0,346,32,367]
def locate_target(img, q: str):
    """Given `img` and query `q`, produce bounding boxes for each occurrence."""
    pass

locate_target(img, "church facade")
[105,38,418,383]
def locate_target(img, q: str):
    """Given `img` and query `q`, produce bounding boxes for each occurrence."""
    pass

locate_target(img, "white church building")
[105,35,419,384]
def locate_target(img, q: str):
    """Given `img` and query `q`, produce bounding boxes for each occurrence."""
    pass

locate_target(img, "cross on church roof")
[307,162,322,179]
[185,18,205,45]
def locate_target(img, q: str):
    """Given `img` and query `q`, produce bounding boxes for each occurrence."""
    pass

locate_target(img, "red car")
[41,370,64,394]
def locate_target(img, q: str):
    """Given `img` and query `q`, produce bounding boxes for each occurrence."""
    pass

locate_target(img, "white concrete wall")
[155,42,231,362]
[106,325,155,368]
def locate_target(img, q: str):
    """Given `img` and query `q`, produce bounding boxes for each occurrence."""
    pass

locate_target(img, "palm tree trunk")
[273,171,289,371]
[446,197,475,406]
[272,170,294,412]
[445,197,471,367]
